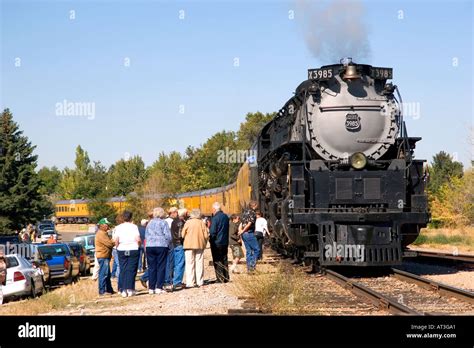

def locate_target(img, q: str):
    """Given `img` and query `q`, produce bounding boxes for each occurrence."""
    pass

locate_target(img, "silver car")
[2,254,45,302]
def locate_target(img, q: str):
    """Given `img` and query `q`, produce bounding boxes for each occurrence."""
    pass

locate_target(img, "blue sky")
[1,0,472,170]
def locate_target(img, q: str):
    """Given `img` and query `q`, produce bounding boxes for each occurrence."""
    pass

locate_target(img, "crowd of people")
[94,200,270,297]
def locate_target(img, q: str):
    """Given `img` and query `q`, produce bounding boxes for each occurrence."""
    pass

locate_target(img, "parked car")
[2,254,45,301]
[37,220,55,233]
[36,243,80,285]
[40,229,59,243]
[24,243,51,286]
[67,242,91,276]
[73,234,96,268]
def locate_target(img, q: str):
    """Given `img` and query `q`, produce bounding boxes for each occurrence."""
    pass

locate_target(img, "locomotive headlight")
[350,152,367,169]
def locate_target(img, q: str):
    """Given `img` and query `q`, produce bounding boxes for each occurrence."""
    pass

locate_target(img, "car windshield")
[42,230,55,235]
[38,245,68,257]
[87,236,95,245]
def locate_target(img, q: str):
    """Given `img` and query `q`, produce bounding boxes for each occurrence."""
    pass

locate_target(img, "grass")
[233,262,312,314]
[0,278,99,315]
[412,227,474,252]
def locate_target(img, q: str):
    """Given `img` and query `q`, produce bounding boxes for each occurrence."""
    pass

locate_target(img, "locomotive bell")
[343,64,360,80]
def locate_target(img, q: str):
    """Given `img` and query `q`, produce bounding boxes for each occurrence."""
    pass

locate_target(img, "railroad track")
[322,268,474,315]
[405,249,474,264]
[391,268,474,304]
[228,249,473,315]
[322,268,421,315]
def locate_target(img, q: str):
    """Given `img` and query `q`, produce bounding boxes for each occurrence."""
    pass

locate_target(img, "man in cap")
[94,218,115,296]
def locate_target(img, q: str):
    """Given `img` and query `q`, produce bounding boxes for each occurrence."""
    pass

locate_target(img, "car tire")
[64,267,73,285]
[30,281,36,299]
[48,275,54,288]
[37,277,44,296]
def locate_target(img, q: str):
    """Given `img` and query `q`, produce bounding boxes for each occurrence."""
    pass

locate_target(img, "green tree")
[428,151,464,197]
[125,192,148,223]
[58,146,108,199]
[184,131,240,191]
[148,151,188,193]
[0,109,53,232]
[430,169,474,227]
[107,156,147,196]
[58,168,76,199]
[87,161,108,198]
[87,196,117,224]
[37,166,62,195]
[72,145,92,198]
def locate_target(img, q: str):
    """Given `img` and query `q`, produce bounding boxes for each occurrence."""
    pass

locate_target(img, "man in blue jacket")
[209,202,229,283]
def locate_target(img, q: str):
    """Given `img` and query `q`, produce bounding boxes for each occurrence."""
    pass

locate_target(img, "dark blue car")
[36,243,80,284]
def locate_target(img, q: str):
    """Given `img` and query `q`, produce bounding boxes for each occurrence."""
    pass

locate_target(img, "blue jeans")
[242,231,259,271]
[165,246,174,285]
[98,258,113,294]
[117,249,139,291]
[141,269,149,282]
[138,246,145,271]
[173,245,185,286]
[146,246,168,290]
[111,248,120,279]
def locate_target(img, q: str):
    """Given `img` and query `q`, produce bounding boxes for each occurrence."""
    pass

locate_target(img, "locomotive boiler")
[253,58,429,266]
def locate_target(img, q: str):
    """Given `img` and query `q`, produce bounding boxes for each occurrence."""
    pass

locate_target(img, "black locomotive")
[252,58,429,267]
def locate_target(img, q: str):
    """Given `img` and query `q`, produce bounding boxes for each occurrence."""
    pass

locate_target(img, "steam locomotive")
[252,58,429,267]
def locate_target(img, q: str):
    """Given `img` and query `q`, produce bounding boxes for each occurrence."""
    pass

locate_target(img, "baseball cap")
[98,218,111,225]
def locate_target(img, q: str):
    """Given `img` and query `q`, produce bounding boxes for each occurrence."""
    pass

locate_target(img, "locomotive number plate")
[370,67,393,79]
[308,68,334,80]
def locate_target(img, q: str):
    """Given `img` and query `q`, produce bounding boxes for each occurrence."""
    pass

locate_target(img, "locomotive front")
[256,59,429,267]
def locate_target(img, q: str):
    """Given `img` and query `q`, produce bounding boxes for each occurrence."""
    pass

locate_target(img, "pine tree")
[0,109,53,232]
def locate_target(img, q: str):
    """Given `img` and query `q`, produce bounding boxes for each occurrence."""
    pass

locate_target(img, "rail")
[391,268,474,305]
[406,249,474,264]
[322,268,422,315]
